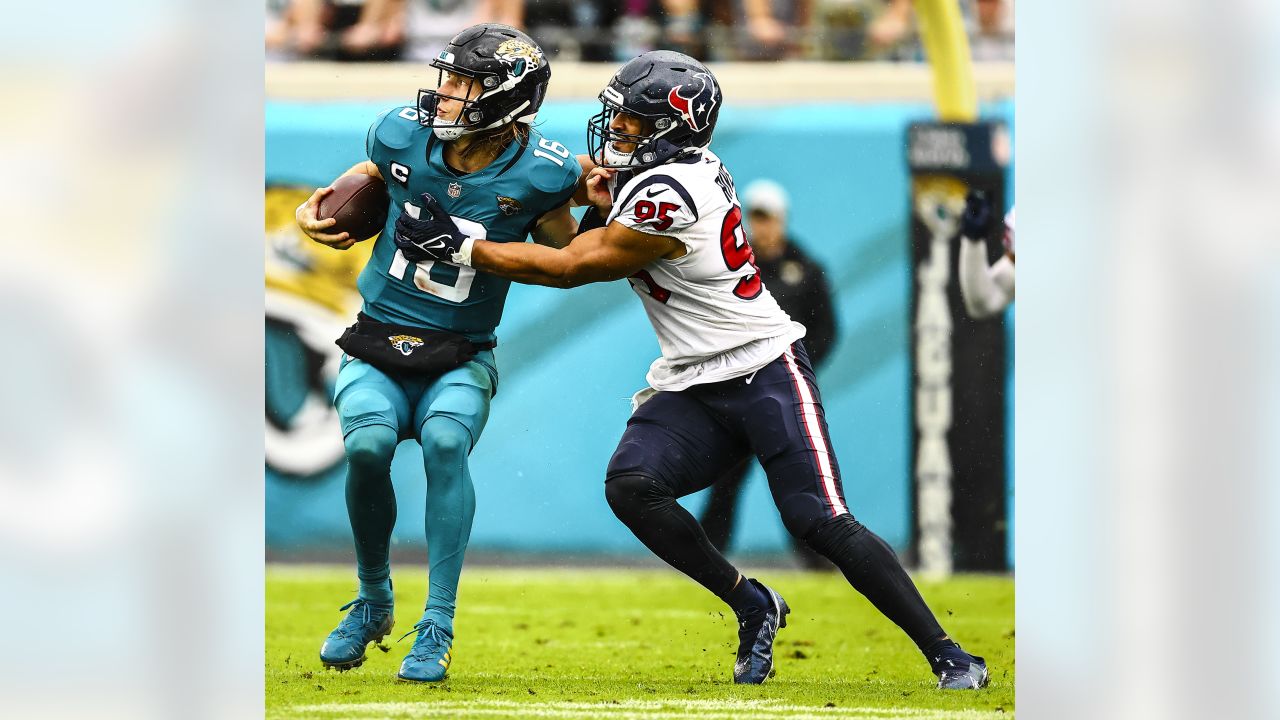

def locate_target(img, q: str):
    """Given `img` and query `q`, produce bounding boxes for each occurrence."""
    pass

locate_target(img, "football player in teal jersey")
[295,24,581,682]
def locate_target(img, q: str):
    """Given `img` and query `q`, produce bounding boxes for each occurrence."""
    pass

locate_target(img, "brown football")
[317,173,389,241]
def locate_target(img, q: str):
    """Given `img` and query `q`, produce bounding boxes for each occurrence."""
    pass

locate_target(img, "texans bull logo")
[667,72,718,133]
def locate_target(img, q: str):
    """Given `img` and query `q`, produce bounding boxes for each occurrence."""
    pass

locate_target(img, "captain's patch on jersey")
[390,162,411,185]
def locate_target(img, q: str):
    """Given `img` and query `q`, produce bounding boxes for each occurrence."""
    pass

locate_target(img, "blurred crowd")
[266,0,1013,63]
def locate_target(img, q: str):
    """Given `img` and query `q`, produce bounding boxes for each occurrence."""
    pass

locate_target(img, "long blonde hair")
[458,122,530,165]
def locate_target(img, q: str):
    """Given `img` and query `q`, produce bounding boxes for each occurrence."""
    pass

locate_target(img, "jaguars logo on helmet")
[417,24,552,141]
[388,334,424,356]
[494,39,543,78]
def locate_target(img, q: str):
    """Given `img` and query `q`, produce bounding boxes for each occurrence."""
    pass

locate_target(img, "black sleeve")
[575,205,607,236]
[802,261,838,369]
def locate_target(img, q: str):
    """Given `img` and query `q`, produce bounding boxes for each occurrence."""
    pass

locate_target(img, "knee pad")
[420,416,471,465]
[776,492,837,541]
[605,436,656,478]
[344,425,398,472]
[604,473,669,520]
[802,513,867,557]
[337,388,398,434]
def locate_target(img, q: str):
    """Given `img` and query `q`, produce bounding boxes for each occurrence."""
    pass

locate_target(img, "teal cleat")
[319,599,394,671]
[396,619,454,683]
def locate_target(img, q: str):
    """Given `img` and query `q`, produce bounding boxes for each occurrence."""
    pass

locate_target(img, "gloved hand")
[393,192,465,263]
[960,190,994,241]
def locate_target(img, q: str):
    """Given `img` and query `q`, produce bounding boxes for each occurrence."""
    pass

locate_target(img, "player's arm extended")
[471,222,680,289]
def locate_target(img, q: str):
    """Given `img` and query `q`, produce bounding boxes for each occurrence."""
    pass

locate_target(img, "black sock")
[805,514,949,652]
[722,576,767,617]
[923,637,961,662]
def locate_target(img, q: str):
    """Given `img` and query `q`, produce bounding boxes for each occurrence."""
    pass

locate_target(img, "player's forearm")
[959,239,1015,318]
[471,235,594,288]
[340,161,381,179]
[531,203,578,249]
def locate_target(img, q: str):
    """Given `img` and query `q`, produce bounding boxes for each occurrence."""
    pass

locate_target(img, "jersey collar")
[426,131,527,180]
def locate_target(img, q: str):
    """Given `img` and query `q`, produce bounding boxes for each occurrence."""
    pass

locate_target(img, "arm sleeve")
[576,205,607,235]
[959,238,1016,319]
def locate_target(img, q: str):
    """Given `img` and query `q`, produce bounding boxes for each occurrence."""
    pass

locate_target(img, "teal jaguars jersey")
[357,106,580,343]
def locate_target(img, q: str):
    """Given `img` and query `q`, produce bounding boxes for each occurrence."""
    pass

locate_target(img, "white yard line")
[283,699,1011,720]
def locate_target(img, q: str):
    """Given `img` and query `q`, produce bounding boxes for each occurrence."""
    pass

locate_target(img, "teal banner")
[266,98,1014,557]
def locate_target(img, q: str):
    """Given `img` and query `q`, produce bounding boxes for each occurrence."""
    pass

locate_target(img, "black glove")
[960,190,994,240]
[393,192,465,263]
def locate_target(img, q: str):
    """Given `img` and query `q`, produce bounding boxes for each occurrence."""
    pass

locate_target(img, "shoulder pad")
[614,168,701,222]
[371,106,424,151]
[630,158,697,186]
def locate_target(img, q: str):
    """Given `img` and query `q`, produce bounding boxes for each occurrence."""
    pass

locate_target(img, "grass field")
[266,565,1014,719]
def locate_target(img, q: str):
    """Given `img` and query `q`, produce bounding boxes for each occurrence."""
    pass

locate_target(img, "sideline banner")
[265,185,371,479]
[907,121,1011,573]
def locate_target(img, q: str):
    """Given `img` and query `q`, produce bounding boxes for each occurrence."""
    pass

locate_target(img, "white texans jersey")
[606,149,805,391]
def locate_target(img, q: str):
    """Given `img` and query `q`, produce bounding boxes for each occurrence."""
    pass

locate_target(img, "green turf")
[267,565,1013,719]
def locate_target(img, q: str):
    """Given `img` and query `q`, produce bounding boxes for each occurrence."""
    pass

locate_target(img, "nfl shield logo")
[447,182,462,198]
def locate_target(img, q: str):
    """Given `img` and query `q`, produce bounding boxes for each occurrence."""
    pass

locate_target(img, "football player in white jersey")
[395,50,989,690]
[959,191,1016,318]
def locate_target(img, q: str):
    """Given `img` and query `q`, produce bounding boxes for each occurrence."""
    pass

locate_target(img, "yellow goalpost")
[914,0,978,121]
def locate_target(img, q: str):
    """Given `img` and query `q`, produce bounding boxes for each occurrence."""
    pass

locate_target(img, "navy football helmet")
[587,50,722,169]
[418,24,551,140]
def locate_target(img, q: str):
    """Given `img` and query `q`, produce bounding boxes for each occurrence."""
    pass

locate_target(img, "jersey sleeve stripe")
[616,174,700,221]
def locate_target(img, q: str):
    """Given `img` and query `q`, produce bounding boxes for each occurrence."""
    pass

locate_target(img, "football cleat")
[932,647,990,690]
[320,598,394,671]
[397,619,454,683]
[733,579,789,684]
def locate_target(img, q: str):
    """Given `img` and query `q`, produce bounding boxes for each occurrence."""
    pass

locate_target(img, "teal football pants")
[333,351,496,630]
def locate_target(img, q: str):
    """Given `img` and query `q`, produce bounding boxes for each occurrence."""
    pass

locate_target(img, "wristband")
[451,237,476,267]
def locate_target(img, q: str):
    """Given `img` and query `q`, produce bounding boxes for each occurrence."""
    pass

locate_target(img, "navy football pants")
[605,341,948,651]
[607,341,850,538]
